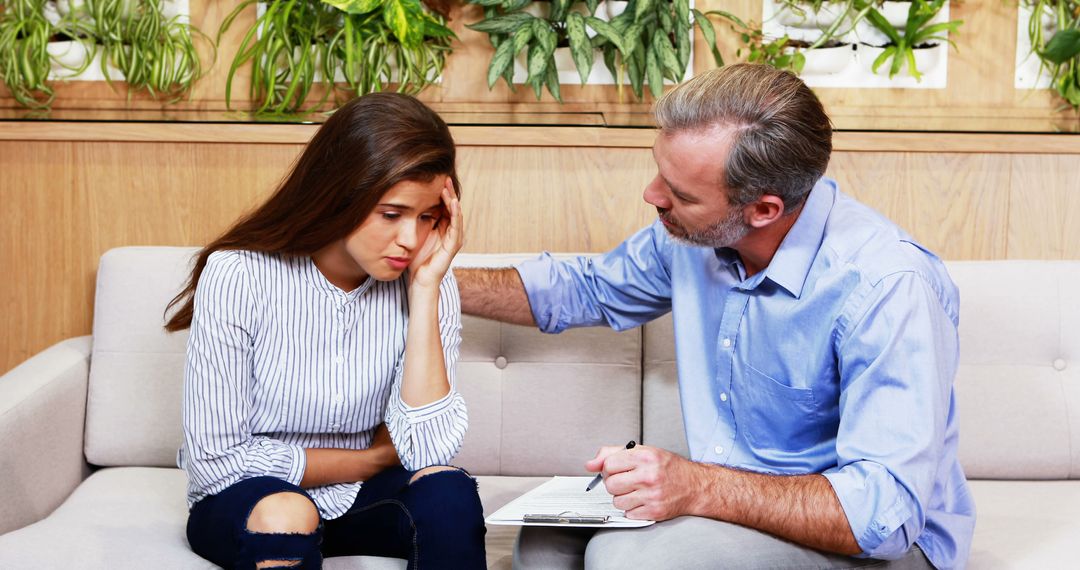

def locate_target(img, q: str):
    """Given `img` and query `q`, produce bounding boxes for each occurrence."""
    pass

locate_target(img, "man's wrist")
[686,461,726,519]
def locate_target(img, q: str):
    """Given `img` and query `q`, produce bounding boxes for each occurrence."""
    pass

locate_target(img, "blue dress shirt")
[516,179,975,569]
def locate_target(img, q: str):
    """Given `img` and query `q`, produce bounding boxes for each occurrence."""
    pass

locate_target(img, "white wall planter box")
[1015,3,1056,89]
[45,0,190,82]
[763,0,951,88]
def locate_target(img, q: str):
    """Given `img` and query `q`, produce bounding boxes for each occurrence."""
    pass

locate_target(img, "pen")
[585,440,636,492]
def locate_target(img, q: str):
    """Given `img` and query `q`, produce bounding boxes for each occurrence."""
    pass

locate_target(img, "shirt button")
[1053,358,1066,371]
[720,392,728,402]
[494,356,508,369]
[331,423,341,431]
[714,446,724,455]
[334,393,344,403]
[334,356,344,365]
[722,338,732,348]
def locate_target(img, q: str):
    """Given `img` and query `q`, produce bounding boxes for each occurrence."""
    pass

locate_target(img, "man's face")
[643,129,751,249]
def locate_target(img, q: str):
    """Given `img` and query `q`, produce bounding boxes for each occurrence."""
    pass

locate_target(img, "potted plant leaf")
[857,0,961,81]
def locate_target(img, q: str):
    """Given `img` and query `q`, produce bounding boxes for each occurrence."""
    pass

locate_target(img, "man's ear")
[744,195,786,229]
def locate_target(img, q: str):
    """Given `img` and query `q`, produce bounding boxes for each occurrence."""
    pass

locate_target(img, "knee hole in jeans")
[246,491,320,535]
[408,465,467,485]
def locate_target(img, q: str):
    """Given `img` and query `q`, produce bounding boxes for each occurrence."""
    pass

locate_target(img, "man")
[457,64,974,569]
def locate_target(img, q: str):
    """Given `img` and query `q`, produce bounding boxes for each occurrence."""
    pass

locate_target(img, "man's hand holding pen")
[584,441,707,522]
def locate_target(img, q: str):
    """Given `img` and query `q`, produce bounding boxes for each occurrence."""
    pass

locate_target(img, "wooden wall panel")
[3,136,1080,374]
[1007,155,1080,259]
[457,147,657,252]
[829,152,1011,260]
[0,141,304,369]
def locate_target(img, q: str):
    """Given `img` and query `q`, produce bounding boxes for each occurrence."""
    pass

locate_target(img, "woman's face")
[344,175,449,282]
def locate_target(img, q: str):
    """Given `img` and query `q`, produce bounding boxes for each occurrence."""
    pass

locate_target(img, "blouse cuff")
[394,389,460,424]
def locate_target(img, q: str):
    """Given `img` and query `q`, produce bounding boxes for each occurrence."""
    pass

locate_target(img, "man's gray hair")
[654,64,832,212]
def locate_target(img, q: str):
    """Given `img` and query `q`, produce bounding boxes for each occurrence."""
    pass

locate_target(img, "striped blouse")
[176,250,468,519]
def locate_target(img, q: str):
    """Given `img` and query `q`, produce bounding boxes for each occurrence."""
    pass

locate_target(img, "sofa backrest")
[87,249,1080,481]
[85,248,641,477]
[86,247,194,467]
[947,261,1080,479]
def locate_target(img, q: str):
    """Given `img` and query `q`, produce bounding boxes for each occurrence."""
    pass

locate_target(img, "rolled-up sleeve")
[516,221,675,333]
[385,271,468,471]
[823,271,959,559]
[181,252,307,495]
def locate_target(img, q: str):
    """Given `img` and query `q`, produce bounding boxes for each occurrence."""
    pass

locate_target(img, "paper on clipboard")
[485,476,656,528]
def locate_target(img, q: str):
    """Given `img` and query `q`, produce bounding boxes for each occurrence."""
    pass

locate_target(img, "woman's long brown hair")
[164,93,460,332]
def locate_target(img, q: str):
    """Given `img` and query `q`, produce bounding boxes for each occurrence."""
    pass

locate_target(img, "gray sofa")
[1,247,1078,569]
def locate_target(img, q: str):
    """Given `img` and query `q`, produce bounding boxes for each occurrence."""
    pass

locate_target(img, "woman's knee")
[408,465,466,485]
[407,466,482,514]
[246,492,320,535]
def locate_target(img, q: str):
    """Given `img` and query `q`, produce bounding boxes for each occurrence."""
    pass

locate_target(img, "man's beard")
[660,206,751,248]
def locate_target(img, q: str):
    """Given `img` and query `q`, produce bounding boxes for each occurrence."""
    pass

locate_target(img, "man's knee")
[246,491,320,535]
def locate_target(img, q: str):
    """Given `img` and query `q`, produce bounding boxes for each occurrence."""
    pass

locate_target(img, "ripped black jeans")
[186,466,486,570]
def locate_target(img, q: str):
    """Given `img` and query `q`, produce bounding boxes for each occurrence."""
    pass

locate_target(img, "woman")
[166,93,485,569]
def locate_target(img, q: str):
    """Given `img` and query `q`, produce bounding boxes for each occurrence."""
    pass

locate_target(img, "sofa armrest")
[0,337,92,535]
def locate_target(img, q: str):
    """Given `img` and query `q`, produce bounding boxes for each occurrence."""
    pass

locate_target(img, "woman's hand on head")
[408,177,463,292]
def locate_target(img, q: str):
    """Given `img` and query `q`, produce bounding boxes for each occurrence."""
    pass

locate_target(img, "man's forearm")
[456,268,536,326]
[694,464,861,555]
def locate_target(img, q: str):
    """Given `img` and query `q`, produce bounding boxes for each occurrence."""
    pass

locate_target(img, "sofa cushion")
[456,316,641,476]
[85,247,196,467]
[968,479,1080,567]
[0,467,541,569]
[948,261,1080,479]
[641,313,689,457]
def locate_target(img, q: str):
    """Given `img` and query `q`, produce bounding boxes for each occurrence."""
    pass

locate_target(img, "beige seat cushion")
[0,467,543,569]
[967,480,1080,568]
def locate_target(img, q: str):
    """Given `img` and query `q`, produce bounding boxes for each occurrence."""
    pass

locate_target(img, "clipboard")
[485,476,656,528]
[523,513,610,524]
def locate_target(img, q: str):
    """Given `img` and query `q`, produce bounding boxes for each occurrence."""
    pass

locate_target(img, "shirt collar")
[299,255,375,302]
[757,178,836,298]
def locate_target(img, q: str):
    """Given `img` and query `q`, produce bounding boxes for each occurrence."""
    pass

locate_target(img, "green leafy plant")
[774,0,846,23]
[89,0,214,102]
[708,10,804,73]
[592,0,724,100]
[0,0,212,109]
[466,0,604,102]
[220,0,453,115]
[0,0,55,108]
[860,0,961,80]
[1025,0,1080,108]
[467,0,727,102]
[605,0,694,100]
[325,0,454,97]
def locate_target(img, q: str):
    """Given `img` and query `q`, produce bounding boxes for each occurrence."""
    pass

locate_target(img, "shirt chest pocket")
[732,363,827,452]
